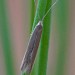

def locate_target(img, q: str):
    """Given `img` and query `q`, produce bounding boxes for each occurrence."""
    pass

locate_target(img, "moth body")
[20,21,42,74]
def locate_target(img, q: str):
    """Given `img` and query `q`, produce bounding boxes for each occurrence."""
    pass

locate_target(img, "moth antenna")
[42,0,58,21]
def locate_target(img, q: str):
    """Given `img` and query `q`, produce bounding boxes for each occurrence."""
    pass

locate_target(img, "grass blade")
[55,0,69,75]
[31,0,52,75]
[0,0,15,75]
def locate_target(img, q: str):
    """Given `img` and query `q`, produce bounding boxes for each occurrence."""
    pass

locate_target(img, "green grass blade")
[0,0,15,75]
[31,0,52,75]
[29,0,35,32]
[31,0,48,74]
[37,0,52,75]
[55,0,69,75]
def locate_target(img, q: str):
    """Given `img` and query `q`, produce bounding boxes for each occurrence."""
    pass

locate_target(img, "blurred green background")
[0,0,75,75]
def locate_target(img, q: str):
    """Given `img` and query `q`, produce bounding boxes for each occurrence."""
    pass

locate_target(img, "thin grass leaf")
[0,0,15,75]
[37,0,52,75]
[55,0,69,75]
[30,0,35,32]
[31,0,52,75]
[31,0,48,74]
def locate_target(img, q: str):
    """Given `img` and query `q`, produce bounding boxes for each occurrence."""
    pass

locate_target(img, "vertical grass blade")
[55,0,69,75]
[31,0,52,75]
[0,0,15,75]
[31,0,47,75]
[30,0,35,32]
[37,0,52,75]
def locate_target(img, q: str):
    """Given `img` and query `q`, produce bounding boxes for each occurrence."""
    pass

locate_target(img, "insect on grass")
[20,0,58,74]
[20,21,42,74]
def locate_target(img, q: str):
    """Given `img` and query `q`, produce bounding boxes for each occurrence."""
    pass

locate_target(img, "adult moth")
[20,21,42,74]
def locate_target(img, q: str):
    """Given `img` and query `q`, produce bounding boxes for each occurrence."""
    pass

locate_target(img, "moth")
[20,0,58,74]
[20,21,42,74]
